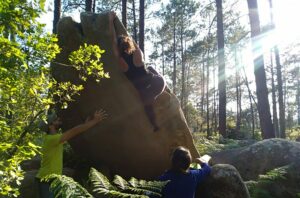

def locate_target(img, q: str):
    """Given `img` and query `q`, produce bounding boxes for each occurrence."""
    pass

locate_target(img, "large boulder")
[52,12,199,179]
[196,164,250,198]
[211,138,300,180]
[246,161,300,198]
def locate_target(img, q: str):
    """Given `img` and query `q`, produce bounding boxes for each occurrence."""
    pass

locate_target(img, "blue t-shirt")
[159,163,211,198]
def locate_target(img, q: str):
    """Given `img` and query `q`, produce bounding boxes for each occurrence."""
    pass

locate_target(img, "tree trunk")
[92,0,96,12]
[213,55,218,134]
[139,0,145,52]
[180,26,186,110]
[297,65,300,125]
[275,47,285,138]
[247,0,274,139]
[85,0,93,12]
[268,0,285,138]
[122,0,127,28]
[235,46,241,132]
[270,50,280,137]
[216,0,226,137]
[242,65,256,138]
[206,50,211,137]
[161,43,165,75]
[200,54,205,132]
[132,0,138,42]
[172,15,176,94]
[53,0,61,34]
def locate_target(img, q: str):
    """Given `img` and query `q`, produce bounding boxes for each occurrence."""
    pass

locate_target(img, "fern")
[128,177,169,194]
[42,168,168,198]
[248,166,289,198]
[43,174,93,198]
[89,167,115,190]
[113,175,129,190]
[89,168,148,198]
[113,175,165,198]
[258,166,287,182]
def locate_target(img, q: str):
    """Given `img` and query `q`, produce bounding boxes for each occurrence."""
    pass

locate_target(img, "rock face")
[211,138,300,180]
[52,12,199,179]
[196,164,250,198]
[246,161,300,198]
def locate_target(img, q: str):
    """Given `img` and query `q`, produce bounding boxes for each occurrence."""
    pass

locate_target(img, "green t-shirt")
[36,133,63,179]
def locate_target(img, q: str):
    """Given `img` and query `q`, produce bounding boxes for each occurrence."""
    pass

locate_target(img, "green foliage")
[44,168,165,198]
[43,174,93,198]
[247,166,288,198]
[0,0,59,196]
[89,168,168,198]
[193,133,255,154]
[69,44,110,83]
[89,168,147,198]
[0,142,40,197]
[127,177,167,195]
[286,126,300,140]
[0,0,109,196]
[258,166,287,182]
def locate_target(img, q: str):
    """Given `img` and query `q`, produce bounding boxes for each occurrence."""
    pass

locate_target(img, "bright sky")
[260,0,300,48]
[38,0,300,113]
[40,0,300,47]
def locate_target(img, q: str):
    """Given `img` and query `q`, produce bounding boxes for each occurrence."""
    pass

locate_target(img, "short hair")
[117,35,136,55]
[171,146,192,172]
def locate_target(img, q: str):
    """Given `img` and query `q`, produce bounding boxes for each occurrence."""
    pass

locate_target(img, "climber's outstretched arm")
[59,109,107,143]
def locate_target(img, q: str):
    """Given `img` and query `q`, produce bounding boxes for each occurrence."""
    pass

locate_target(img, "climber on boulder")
[109,11,166,132]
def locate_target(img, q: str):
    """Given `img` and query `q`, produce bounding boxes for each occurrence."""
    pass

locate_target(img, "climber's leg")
[144,104,159,132]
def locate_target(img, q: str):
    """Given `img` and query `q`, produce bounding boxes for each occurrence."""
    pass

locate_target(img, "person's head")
[117,35,136,55]
[171,146,192,173]
[39,112,62,134]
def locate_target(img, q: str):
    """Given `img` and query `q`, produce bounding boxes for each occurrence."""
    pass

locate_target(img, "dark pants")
[36,178,54,198]
[137,67,166,131]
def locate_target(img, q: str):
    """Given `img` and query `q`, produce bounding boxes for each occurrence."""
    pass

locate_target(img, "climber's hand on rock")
[93,109,108,122]
[195,157,206,164]
[109,11,116,21]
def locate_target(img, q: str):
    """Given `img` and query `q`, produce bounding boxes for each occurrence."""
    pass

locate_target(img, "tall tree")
[268,0,285,138]
[269,0,285,138]
[270,51,280,137]
[122,0,127,28]
[216,0,226,137]
[297,64,300,125]
[132,0,137,41]
[139,0,145,52]
[234,46,242,132]
[247,0,274,139]
[85,0,93,12]
[53,0,61,34]
[275,47,285,138]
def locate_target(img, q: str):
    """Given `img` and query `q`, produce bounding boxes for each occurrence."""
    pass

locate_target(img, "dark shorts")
[132,66,166,105]
[35,178,54,198]
[139,74,166,105]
